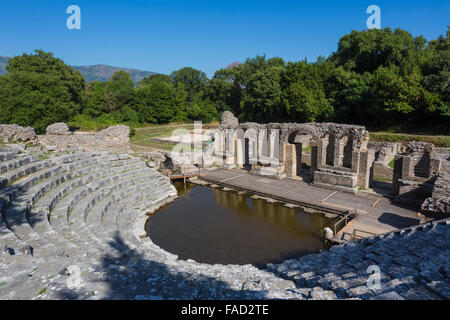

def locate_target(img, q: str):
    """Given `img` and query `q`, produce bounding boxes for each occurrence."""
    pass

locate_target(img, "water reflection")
[146,182,331,266]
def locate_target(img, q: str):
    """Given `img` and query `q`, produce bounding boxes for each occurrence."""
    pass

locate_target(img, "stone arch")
[280,124,322,144]
[284,129,317,180]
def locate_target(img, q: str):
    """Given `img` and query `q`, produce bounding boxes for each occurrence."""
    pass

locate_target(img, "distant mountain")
[72,64,157,83]
[0,55,157,83]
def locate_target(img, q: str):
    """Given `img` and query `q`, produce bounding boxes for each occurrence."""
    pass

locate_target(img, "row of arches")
[214,127,359,177]
[210,124,374,190]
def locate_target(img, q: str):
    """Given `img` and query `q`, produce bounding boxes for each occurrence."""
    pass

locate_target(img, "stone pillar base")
[249,165,286,180]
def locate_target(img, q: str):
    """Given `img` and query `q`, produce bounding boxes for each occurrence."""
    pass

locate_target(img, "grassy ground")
[302,146,312,153]
[388,158,395,169]
[67,114,140,132]
[373,176,393,183]
[130,123,219,152]
[370,132,450,147]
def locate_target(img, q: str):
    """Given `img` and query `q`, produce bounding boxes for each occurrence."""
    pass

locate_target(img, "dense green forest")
[0,27,448,134]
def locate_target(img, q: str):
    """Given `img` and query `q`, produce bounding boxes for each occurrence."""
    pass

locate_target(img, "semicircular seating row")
[0,147,178,299]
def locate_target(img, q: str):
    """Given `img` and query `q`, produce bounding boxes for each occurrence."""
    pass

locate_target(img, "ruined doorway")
[288,131,312,181]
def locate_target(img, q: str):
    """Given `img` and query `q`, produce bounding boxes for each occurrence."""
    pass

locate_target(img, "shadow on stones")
[378,212,421,229]
[56,232,273,300]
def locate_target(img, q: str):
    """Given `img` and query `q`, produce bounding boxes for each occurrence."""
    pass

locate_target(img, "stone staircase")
[0,146,448,300]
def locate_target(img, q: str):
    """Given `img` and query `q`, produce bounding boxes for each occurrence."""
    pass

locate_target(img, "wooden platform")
[169,173,199,180]
[197,168,423,239]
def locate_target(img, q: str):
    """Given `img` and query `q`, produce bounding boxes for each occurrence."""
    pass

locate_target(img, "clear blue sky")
[1,0,448,76]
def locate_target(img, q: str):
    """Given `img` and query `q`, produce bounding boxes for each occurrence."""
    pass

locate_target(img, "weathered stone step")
[1,155,141,253]
[0,155,39,174]
[0,159,53,190]
[67,177,155,252]
[52,152,100,165]
[48,169,152,255]
[0,204,28,251]
[0,169,75,250]
[0,152,18,162]
[28,163,148,244]
[3,199,57,252]
[0,147,20,154]
[70,159,145,180]
[115,185,176,251]
[0,166,64,205]
[84,177,159,247]
[98,175,173,250]
[23,172,73,206]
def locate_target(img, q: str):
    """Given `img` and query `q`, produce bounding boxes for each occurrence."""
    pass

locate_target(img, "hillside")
[0,55,156,83]
[73,64,157,83]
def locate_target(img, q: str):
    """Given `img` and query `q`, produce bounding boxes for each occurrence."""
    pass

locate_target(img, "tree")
[105,71,135,113]
[135,85,157,124]
[171,67,208,104]
[137,74,173,87]
[244,66,285,122]
[83,81,108,117]
[189,99,218,123]
[281,61,333,122]
[0,50,85,133]
[325,66,371,124]
[330,28,427,74]
[173,83,188,122]
[367,66,420,125]
[135,80,176,124]
[422,28,450,118]
[211,66,244,117]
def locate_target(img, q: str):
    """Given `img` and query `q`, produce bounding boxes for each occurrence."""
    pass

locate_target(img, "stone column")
[357,150,374,189]
[316,139,326,168]
[214,130,225,167]
[350,151,360,173]
[224,129,235,169]
[268,129,280,167]
[235,139,244,168]
[285,144,297,177]
[280,142,287,165]
[332,137,342,167]
[392,155,404,195]
[257,129,270,166]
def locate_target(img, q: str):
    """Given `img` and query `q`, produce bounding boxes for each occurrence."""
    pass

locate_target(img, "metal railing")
[167,164,201,183]
[352,228,377,240]
[333,208,358,235]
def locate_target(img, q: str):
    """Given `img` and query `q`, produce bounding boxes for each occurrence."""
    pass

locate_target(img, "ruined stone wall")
[373,162,393,180]
[421,167,450,216]
[368,142,398,164]
[392,142,443,204]
[435,147,450,155]
[216,112,373,192]
[38,124,131,153]
[0,124,37,143]
[0,123,131,153]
